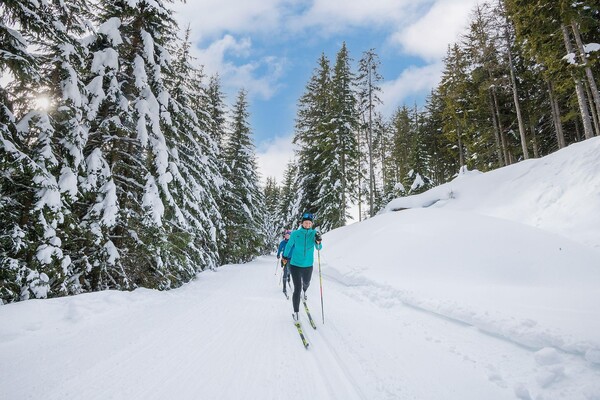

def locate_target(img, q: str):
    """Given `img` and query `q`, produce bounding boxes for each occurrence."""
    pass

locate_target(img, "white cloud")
[256,135,296,185]
[171,0,479,103]
[380,62,444,115]
[171,0,287,40]
[391,0,479,61]
[192,35,286,100]
[290,0,419,33]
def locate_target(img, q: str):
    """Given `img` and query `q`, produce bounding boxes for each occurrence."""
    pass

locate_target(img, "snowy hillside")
[1,139,600,400]
[383,136,600,249]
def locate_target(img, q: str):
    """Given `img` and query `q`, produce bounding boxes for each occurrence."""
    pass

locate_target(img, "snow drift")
[324,137,600,363]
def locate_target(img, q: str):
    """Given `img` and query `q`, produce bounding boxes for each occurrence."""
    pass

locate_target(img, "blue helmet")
[301,212,314,222]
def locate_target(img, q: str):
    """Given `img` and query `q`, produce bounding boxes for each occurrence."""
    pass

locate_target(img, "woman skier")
[282,213,322,321]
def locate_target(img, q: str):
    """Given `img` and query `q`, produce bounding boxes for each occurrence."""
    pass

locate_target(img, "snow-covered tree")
[356,49,383,218]
[164,28,223,273]
[316,42,359,230]
[221,90,268,263]
[82,0,184,290]
[277,161,301,230]
[1,0,93,302]
[263,176,280,251]
[294,54,332,225]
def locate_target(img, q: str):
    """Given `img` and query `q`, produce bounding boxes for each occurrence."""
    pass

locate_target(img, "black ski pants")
[290,265,313,313]
[281,261,291,292]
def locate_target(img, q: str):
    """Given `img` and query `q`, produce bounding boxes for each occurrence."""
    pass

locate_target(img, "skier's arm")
[314,230,322,250]
[283,234,294,259]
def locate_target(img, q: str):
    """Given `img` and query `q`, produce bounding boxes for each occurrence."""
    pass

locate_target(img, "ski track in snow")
[2,256,600,399]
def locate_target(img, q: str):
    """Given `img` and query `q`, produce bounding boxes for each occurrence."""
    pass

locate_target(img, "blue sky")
[172,0,479,183]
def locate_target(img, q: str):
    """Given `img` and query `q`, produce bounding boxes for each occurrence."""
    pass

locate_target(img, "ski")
[293,316,309,349]
[303,300,317,330]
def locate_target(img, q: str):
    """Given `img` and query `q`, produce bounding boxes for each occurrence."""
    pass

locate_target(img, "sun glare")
[35,96,51,110]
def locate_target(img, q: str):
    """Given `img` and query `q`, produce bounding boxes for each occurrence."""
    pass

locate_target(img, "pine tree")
[205,74,228,152]
[221,90,267,263]
[294,54,332,220]
[164,28,223,274]
[356,49,383,217]
[82,0,183,290]
[1,0,93,302]
[263,176,280,250]
[278,161,301,230]
[203,73,229,263]
[316,42,359,230]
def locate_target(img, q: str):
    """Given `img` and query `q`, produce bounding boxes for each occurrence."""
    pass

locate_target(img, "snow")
[584,43,600,53]
[58,166,78,198]
[2,138,600,399]
[142,174,165,225]
[563,52,577,64]
[104,240,120,266]
[97,17,123,46]
[409,172,424,192]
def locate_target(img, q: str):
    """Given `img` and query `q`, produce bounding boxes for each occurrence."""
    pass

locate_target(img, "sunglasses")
[302,212,314,220]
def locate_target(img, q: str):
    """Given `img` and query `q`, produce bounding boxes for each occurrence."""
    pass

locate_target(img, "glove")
[282,258,288,265]
[315,231,322,243]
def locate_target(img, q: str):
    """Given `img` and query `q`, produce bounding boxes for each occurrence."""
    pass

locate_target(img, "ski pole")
[275,258,279,275]
[318,249,324,324]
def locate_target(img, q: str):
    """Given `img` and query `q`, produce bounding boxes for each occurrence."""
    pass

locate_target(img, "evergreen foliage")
[0,0,264,304]
[284,0,599,233]
[221,90,268,263]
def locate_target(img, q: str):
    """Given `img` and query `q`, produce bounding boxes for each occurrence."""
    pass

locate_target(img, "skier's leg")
[282,261,288,292]
[290,265,302,313]
[301,266,313,294]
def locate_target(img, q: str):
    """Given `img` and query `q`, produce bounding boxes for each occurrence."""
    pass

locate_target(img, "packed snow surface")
[2,138,600,399]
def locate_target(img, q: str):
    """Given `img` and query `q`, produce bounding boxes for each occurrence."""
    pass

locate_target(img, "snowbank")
[325,138,600,365]
[382,137,600,249]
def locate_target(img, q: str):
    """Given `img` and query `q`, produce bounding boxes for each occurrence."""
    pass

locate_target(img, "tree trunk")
[504,20,529,159]
[585,78,600,137]
[367,71,375,218]
[356,128,362,222]
[561,24,594,140]
[547,80,566,149]
[488,89,505,166]
[457,124,465,168]
[572,20,600,136]
[530,122,539,158]
[491,87,510,165]
[340,151,346,227]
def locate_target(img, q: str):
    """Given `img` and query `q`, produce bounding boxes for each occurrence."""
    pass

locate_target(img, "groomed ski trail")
[2,255,600,399]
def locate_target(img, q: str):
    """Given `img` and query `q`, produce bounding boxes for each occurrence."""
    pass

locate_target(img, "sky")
[3,137,600,399]
[171,0,481,184]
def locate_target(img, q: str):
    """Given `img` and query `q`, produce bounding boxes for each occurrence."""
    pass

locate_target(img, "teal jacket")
[283,228,323,267]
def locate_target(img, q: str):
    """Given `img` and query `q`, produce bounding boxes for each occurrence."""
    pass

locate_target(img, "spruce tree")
[278,161,301,230]
[204,74,230,262]
[263,176,280,250]
[83,0,183,289]
[294,54,332,220]
[165,28,223,273]
[356,49,383,217]
[1,0,93,302]
[221,90,267,263]
[316,42,359,230]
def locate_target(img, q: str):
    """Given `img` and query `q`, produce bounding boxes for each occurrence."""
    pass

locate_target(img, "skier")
[277,229,292,296]
[282,213,322,321]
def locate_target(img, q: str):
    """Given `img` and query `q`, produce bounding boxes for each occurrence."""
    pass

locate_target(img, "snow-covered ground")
[2,138,600,399]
